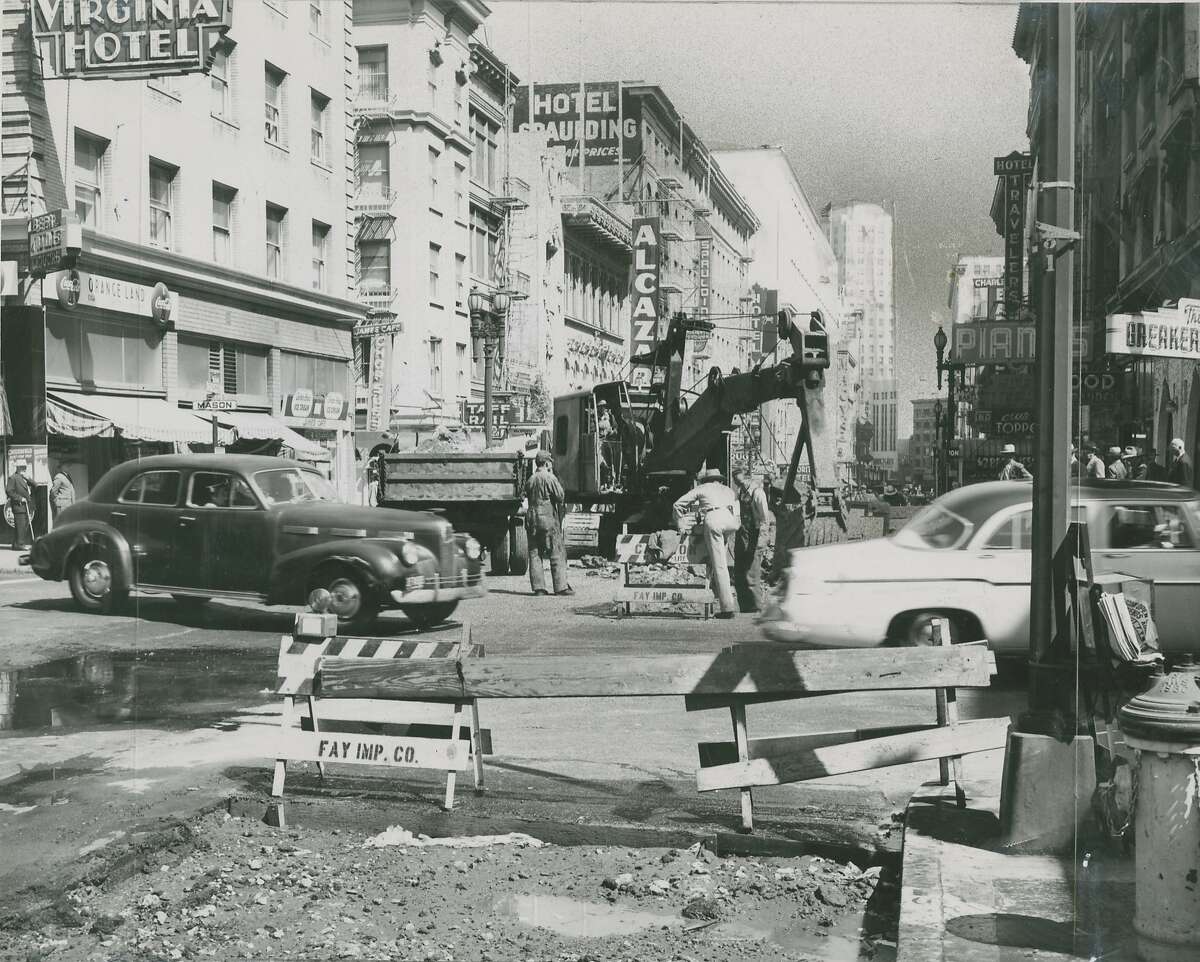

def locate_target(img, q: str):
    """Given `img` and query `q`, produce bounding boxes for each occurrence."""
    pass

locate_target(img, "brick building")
[0,0,365,518]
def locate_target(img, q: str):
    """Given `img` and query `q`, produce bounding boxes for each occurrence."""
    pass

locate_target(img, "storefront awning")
[47,392,231,445]
[196,410,326,457]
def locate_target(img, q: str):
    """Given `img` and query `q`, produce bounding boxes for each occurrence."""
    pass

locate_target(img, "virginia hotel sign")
[31,0,230,79]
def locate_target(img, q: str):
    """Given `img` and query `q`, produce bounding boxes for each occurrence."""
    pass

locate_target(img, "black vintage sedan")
[22,454,485,631]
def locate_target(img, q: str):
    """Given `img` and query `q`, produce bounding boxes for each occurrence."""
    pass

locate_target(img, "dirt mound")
[412,425,479,454]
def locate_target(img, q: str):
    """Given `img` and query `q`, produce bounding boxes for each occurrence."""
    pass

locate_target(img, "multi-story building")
[1013,3,1200,461]
[826,201,897,473]
[1,0,365,516]
[711,147,850,481]
[947,255,1004,326]
[909,397,941,486]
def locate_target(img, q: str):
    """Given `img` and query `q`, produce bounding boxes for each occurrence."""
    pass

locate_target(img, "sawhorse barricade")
[270,620,490,814]
[612,532,716,619]
[308,641,1006,833]
[688,633,1002,830]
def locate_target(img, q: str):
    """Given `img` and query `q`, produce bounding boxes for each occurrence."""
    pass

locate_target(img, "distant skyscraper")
[827,202,897,471]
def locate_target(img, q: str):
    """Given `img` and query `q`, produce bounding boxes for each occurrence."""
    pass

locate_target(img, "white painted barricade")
[270,622,489,811]
[613,532,715,619]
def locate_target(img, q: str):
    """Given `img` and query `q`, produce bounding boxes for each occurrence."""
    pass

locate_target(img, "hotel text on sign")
[31,0,231,80]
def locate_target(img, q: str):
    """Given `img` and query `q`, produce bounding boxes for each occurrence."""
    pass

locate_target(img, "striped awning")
[47,392,232,445]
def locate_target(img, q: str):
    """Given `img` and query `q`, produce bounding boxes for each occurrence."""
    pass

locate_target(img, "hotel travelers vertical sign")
[993,152,1033,318]
[31,0,231,80]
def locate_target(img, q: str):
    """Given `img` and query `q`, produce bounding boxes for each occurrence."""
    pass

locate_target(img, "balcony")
[357,283,397,315]
[354,184,399,216]
[491,175,530,212]
[561,195,633,252]
[352,82,396,120]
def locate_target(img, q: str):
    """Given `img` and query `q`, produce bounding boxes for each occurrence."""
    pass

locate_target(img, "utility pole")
[1027,2,1076,721]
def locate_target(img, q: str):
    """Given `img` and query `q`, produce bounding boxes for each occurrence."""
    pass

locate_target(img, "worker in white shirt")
[673,467,739,619]
[731,467,770,613]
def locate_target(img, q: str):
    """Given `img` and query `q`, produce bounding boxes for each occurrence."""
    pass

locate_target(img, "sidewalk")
[897,780,1136,961]
[0,546,31,574]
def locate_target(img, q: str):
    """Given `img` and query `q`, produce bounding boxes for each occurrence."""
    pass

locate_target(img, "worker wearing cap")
[524,450,572,596]
[673,468,739,619]
[998,444,1032,481]
[6,461,33,550]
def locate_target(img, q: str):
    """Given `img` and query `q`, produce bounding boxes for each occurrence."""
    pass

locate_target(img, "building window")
[427,59,438,107]
[357,47,387,101]
[212,183,236,265]
[264,64,285,146]
[312,221,329,291]
[429,338,443,396]
[46,313,164,391]
[179,336,268,400]
[148,159,175,250]
[455,253,466,307]
[357,143,389,199]
[210,42,232,119]
[310,90,329,163]
[279,351,351,401]
[470,111,498,190]
[266,203,286,279]
[456,342,467,396]
[148,73,180,97]
[74,130,105,228]
[357,239,390,289]
[309,0,322,36]
[428,147,440,208]
[454,163,465,219]
[470,210,497,282]
[429,243,441,301]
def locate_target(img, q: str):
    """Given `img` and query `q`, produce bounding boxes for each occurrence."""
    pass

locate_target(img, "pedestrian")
[49,465,75,521]
[731,467,770,614]
[998,444,1032,481]
[1069,443,1079,478]
[1121,446,1141,480]
[1167,437,1194,487]
[5,461,33,550]
[1106,446,1127,480]
[1142,445,1167,482]
[674,467,739,619]
[596,401,621,491]
[1084,444,1106,479]
[523,450,572,596]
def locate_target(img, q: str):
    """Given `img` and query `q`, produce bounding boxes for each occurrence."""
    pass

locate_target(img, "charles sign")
[31,0,231,81]
[1106,301,1200,360]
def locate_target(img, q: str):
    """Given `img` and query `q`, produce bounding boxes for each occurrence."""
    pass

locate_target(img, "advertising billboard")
[512,82,641,167]
[31,0,231,81]
[1106,300,1200,361]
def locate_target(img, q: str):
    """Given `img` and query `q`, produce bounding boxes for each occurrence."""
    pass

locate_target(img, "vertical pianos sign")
[993,152,1033,318]
[31,0,231,80]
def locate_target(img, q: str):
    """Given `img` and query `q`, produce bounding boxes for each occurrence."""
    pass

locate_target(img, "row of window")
[355,215,497,296]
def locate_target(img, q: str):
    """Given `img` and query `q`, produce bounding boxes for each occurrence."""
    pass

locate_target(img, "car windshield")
[892,503,974,550]
[254,468,339,506]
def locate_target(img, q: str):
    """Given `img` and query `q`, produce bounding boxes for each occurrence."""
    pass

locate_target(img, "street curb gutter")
[896,784,952,962]
[0,799,228,932]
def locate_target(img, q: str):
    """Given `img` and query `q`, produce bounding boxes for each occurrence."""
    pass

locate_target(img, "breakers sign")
[513,82,641,167]
[1106,300,1200,360]
[31,0,231,80]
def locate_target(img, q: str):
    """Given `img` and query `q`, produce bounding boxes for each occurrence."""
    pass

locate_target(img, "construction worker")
[731,467,770,613]
[674,467,739,619]
[998,444,1032,480]
[6,461,33,550]
[524,450,572,596]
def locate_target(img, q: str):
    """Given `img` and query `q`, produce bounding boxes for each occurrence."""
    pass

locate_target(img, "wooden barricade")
[611,531,716,619]
[271,621,491,812]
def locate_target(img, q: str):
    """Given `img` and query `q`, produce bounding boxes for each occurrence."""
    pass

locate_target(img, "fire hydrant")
[1119,668,1200,962]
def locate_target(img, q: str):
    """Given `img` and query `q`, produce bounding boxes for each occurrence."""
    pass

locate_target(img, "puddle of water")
[774,912,878,962]
[0,648,278,733]
[495,893,681,939]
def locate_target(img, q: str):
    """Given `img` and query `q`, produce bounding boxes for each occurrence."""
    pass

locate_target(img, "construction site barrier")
[307,638,1005,831]
[271,619,490,813]
[612,531,717,618]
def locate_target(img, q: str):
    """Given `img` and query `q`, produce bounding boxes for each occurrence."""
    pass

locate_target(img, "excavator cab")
[551,381,635,499]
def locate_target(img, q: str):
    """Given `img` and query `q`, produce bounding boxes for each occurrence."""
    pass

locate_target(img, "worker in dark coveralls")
[6,461,33,550]
[731,467,770,613]
[524,450,573,596]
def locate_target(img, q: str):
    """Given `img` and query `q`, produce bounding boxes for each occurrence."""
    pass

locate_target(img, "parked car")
[22,454,485,632]
[760,479,1200,655]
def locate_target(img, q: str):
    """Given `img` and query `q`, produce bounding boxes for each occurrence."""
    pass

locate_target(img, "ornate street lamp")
[934,325,964,490]
[933,325,948,390]
[467,288,510,448]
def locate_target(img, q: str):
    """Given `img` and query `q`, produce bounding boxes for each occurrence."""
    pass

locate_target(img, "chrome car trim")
[389,585,487,604]
[377,530,414,540]
[139,584,269,602]
[282,525,320,535]
[328,527,367,538]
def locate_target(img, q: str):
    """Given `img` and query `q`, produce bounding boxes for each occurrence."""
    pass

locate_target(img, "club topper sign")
[31,0,231,80]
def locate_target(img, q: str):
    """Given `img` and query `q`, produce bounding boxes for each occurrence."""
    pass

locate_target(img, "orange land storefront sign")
[42,269,178,327]
[31,0,231,80]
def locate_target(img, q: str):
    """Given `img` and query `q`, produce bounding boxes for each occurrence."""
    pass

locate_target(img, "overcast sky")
[481,0,1031,436]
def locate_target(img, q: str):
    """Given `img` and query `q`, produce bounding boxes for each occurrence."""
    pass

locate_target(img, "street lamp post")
[933,399,943,495]
[933,325,963,491]
[468,288,510,449]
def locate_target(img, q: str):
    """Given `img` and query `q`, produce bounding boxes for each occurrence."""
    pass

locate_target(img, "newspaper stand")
[270,614,489,818]
[612,530,717,619]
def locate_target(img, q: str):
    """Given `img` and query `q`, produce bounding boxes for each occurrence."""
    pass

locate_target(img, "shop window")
[266,203,286,280]
[312,221,329,291]
[119,471,181,506]
[212,183,236,265]
[178,336,268,401]
[356,47,387,101]
[279,350,351,402]
[74,130,106,229]
[148,159,176,250]
[264,64,286,146]
[46,312,163,391]
[210,41,233,120]
[310,90,329,164]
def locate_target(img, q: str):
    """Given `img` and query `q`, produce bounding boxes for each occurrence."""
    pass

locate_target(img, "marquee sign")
[628,217,661,389]
[512,82,641,168]
[31,0,231,81]
[952,321,1036,365]
[1106,300,1200,360]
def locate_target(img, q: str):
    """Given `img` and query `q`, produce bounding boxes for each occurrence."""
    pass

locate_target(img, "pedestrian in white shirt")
[673,468,739,618]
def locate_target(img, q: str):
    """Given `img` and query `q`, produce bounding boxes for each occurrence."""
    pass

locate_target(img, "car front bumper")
[389,572,486,605]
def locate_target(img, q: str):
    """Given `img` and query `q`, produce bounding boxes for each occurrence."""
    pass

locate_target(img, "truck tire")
[490,529,510,575]
[508,523,529,576]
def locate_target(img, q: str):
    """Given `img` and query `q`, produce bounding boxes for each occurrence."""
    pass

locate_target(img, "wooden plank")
[697,724,933,768]
[731,702,754,831]
[695,717,1011,792]
[316,645,997,701]
[934,618,966,808]
[297,698,460,726]
[273,730,469,771]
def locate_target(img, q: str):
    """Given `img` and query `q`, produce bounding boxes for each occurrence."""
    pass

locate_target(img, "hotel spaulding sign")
[31,0,231,80]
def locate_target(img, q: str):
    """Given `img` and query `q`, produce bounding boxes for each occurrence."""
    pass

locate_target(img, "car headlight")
[400,542,422,566]
[463,537,482,561]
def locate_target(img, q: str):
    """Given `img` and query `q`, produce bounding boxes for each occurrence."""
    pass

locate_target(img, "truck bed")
[381,451,524,504]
